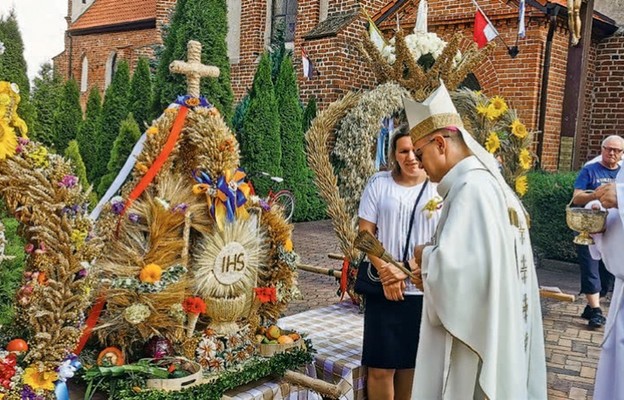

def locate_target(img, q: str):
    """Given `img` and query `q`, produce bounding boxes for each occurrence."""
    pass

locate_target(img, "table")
[279,302,365,400]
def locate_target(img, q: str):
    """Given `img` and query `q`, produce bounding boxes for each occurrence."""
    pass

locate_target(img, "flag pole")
[472,0,519,58]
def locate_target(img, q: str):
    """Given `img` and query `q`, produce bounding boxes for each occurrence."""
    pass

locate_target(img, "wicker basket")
[257,337,304,357]
[566,192,607,245]
[145,359,203,392]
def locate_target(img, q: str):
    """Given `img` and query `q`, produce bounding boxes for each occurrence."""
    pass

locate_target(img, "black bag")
[354,180,429,296]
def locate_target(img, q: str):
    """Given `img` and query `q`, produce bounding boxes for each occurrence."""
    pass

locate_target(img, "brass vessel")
[566,191,607,245]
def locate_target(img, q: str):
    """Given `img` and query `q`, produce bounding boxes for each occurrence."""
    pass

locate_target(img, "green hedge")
[523,170,578,262]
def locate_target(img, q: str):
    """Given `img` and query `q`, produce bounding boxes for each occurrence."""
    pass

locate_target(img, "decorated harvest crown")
[359,30,493,100]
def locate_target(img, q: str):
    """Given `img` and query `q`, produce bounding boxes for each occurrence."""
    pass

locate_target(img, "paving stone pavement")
[288,220,610,400]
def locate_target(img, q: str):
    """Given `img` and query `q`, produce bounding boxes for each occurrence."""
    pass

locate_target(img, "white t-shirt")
[358,171,441,295]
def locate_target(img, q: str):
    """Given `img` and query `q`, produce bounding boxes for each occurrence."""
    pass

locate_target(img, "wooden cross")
[169,40,220,98]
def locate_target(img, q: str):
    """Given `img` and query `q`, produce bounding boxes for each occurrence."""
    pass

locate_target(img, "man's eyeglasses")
[602,146,623,154]
[414,135,450,162]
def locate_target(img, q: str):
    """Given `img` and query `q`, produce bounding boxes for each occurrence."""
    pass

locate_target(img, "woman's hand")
[383,280,405,301]
[408,258,424,291]
[378,263,407,286]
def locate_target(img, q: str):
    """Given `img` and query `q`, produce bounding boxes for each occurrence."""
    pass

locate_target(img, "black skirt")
[361,294,423,369]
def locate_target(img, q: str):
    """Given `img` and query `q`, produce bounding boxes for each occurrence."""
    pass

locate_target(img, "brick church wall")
[585,33,624,159]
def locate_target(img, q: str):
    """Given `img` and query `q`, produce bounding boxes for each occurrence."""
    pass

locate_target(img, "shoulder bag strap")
[402,179,429,262]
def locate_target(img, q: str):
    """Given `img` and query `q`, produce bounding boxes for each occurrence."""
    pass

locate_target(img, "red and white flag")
[473,8,498,48]
[301,47,314,79]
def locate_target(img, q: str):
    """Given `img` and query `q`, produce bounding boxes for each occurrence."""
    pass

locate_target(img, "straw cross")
[169,40,220,98]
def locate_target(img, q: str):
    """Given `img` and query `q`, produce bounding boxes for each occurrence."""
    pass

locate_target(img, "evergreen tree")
[97,113,141,195]
[64,140,89,188]
[302,97,317,133]
[129,57,153,130]
[52,78,82,153]
[30,63,63,146]
[232,93,249,145]
[275,56,308,221]
[78,87,102,182]
[152,0,234,121]
[240,53,281,196]
[0,11,36,129]
[64,140,99,207]
[95,60,130,186]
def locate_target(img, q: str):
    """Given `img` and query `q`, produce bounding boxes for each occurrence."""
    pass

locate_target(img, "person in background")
[404,83,547,399]
[358,125,441,400]
[571,135,623,328]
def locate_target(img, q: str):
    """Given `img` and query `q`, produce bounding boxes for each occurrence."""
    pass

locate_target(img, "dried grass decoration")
[193,217,267,334]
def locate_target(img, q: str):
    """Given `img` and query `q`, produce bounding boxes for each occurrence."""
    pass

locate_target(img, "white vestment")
[591,169,624,400]
[412,156,547,400]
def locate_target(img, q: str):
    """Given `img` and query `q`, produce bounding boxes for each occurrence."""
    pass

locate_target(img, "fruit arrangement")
[254,325,302,357]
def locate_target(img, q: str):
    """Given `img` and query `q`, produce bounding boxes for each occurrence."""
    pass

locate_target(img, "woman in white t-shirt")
[358,126,441,400]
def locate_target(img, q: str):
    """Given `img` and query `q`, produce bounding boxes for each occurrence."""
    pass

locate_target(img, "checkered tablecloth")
[279,301,365,400]
[222,302,364,399]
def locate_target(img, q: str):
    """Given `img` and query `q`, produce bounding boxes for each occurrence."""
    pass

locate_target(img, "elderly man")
[403,83,547,399]
[591,173,624,399]
[571,135,623,328]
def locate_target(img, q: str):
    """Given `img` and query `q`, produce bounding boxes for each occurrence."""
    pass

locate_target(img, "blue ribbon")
[55,357,82,400]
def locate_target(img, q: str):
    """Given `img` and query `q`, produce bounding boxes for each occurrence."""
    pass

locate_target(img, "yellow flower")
[519,148,532,170]
[485,132,500,153]
[284,239,293,252]
[488,96,508,118]
[28,146,49,168]
[476,102,489,117]
[146,126,159,136]
[0,93,10,105]
[71,229,88,249]
[515,175,528,197]
[23,366,58,391]
[140,263,163,283]
[0,120,18,160]
[511,119,528,139]
[136,162,148,173]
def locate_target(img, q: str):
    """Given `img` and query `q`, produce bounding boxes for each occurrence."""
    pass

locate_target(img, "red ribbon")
[339,257,349,300]
[73,293,106,355]
[121,106,189,217]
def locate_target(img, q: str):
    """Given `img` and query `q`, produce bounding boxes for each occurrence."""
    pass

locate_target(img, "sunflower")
[23,366,58,391]
[515,176,528,197]
[519,148,532,170]
[476,102,489,118]
[488,96,508,118]
[0,120,18,160]
[511,119,528,139]
[485,132,501,153]
[139,263,163,283]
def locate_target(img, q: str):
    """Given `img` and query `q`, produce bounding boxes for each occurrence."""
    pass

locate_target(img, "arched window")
[104,52,118,88]
[271,0,298,44]
[80,55,89,92]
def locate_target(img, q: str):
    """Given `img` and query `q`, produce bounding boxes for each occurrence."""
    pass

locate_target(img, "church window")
[271,0,297,44]
[104,52,118,88]
[80,55,89,92]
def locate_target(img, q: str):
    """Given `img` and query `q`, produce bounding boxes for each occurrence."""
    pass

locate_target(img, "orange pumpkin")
[6,338,28,353]
[97,347,125,366]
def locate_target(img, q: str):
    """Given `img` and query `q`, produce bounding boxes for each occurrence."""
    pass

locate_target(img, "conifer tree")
[64,140,99,207]
[78,87,102,182]
[95,60,130,186]
[31,63,63,147]
[302,97,317,133]
[129,57,153,130]
[0,11,36,129]
[97,113,141,195]
[275,56,308,221]
[52,78,82,153]
[64,140,89,188]
[152,0,233,121]
[240,53,281,196]
[232,93,249,145]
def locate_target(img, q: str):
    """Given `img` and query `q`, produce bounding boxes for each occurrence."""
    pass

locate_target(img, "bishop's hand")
[408,258,424,291]
[595,183,618,209]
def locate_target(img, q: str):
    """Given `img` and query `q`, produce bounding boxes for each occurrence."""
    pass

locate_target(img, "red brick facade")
[53,0,621,171]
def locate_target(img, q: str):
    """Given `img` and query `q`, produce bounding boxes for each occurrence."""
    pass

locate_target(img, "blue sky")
[1,0,67,81]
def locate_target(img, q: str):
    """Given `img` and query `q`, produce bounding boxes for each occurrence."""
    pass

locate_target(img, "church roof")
[70,0,156,32]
